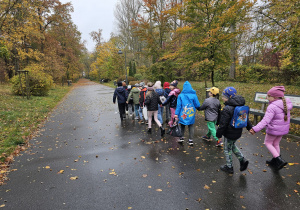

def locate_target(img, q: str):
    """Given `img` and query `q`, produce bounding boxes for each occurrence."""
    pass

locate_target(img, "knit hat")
[207,87,219,95]
[170,80,178,87]
[267,86,285,98]
[140,82,145,88]
[153,81,162,89]
[163,82,170,89]
[222,87,237,99]
[147,82,153,87]
[117,81,122,87]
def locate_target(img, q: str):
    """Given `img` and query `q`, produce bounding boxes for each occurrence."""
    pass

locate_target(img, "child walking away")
[139,82,147,124]
[163,82,171,124]
[197,87,222,146]
[113,81,128,121]
[144,82,165,137]
[216,87,252,174]
[250,86,293,170]
[153,81,165,125]
[162,80,180,127]
[127,84,141,120]
[174,81,200,146]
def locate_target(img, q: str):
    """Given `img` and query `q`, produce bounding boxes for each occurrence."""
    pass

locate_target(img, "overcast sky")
[59,0,119,52]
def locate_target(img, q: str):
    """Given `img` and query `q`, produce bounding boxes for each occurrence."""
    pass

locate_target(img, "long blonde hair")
[279,97,288,121]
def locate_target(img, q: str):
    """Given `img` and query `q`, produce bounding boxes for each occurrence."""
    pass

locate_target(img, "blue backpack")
[230,106,249,128]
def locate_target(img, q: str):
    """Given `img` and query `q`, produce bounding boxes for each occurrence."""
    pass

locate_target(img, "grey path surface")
[0,79,300,210]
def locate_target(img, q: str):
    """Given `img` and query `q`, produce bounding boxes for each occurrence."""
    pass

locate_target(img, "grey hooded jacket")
[197,97,220,121]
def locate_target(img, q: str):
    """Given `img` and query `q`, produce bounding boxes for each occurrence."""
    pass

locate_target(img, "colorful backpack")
[230,106,249,128]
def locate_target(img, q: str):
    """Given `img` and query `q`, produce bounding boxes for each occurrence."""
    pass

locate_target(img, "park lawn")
[103,80,300,136]
[0,84,71,161]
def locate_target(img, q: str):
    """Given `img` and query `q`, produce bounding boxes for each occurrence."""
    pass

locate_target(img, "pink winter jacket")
[252,98,293,136]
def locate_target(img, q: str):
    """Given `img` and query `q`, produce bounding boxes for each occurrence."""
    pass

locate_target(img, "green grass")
[0,84,71,160]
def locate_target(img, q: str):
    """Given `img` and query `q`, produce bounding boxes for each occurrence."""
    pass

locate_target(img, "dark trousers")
[118,103,126,120]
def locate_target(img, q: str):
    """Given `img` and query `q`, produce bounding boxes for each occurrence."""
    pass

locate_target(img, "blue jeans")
[134,104,141,118]
[138,106,144,120]
[157,105,164,124]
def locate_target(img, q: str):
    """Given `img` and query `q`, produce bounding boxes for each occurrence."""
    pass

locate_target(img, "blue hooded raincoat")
[175,81,200,125]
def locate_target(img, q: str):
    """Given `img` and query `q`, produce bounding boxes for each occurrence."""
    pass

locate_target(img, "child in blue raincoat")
[174,81,200,146]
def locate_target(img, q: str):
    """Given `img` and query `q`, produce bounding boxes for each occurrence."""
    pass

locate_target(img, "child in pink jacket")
[250,86,293,170]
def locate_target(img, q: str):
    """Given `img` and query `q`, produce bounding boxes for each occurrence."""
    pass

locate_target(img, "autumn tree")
[255,0,300,84]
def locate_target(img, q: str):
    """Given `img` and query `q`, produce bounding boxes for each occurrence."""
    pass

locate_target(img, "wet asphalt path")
[0,79,300,210]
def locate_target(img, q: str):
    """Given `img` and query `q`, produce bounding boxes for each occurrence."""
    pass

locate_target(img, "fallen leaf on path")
[294,190,298,193]
[142,174,148,178]
[148,186,152,189]
[196,198,202,203]
[0,204,5,208]
[58,170,64,174]
[45,166,50,169]
[70,176,78,180]
[141,156,146,159]
[156,189,162,192]
[204,185,210,190]
[297,182,300,186]
[240,196,245,199]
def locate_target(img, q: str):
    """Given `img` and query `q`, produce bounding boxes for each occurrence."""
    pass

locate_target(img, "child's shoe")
[160,127,165,137]
[239,157,249,171]
[202,136,211,141]
[177,137,184,143]
[188,139,194,146]
[266,158,276,166]
[274,156,287,170]
[147,128,152,134]
[220,165,234,174]
[216,139,223,147]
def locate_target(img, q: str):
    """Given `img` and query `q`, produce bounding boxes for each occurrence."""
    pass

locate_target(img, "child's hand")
[174,115,178,119]
[249,129,255,135]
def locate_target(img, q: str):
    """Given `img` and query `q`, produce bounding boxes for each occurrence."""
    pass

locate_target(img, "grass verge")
[0,84,71,161]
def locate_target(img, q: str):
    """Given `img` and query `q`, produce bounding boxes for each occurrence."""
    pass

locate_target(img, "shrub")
[11,64,53,96]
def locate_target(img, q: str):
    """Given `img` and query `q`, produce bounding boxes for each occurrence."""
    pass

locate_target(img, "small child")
[250,86,293,170]
[162,80,181,127]
[113,81,129,121]
[163,82,171,124]
[174,81,200,146]
[216,87,252,174]
[197,87,222,146]
[144,82,165,136]
[127,84,141,120]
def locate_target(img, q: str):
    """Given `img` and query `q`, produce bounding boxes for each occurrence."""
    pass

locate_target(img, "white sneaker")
[188,139,194,146]
[177,138,184,143]
[126,111,129,115]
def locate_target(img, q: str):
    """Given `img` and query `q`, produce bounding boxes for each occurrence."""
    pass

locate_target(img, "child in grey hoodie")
[197,87,222,146]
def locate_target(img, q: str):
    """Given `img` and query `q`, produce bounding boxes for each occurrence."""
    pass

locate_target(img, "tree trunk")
[229,23,236,80]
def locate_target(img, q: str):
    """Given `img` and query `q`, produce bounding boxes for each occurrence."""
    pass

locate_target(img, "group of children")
[113,81,293,174]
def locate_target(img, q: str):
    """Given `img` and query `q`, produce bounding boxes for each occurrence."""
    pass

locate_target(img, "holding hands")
[249,128,255,135]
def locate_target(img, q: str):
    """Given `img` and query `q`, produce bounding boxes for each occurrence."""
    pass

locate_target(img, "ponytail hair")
[281,97,288,121]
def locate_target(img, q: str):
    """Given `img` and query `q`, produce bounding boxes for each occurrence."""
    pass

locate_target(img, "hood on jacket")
[116,86,125,93]
[181,81,196,94]
[225,95,245,107]
[131,87,140,93]
[170,88,181,96]
[154,81,162,89]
